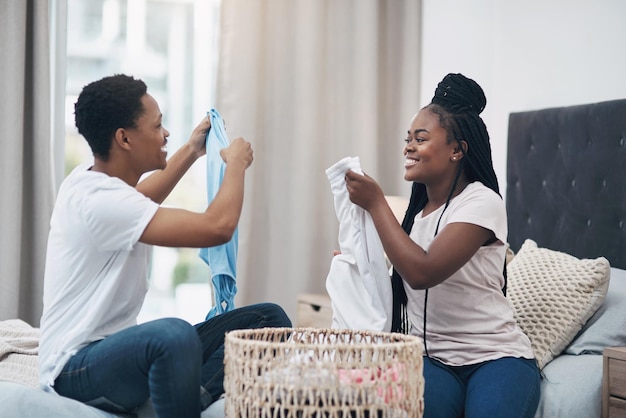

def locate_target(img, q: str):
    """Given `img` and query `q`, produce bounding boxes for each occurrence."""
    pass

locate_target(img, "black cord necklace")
[421,167,463,359]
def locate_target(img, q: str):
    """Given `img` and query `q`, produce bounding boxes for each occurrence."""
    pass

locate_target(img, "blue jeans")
[54,303,291,418]
[423,356,541,418]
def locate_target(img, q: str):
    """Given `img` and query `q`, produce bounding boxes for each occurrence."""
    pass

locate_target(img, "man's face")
[126,94,170,172]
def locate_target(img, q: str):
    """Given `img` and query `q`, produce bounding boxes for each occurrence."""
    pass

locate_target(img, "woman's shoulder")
[448,182,506,222]
[448,182,507,238]
[457,181,503,206]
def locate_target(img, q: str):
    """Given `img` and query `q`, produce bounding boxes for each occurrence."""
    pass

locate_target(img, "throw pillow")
[506,239,610,369]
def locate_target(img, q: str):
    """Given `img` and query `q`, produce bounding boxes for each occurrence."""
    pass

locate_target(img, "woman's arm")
[345,170,493,289]
[370,205,492,289]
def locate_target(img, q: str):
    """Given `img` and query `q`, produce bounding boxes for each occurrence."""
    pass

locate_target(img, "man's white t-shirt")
[39,163,159,392]
[405,181,534,366]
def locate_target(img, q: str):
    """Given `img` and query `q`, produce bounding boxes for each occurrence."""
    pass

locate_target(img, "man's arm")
[136,143,201,204]
[139,137,252,248]
[136,116,209,204]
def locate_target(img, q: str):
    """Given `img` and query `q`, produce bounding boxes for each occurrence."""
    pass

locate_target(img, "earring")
[452,157,457,161]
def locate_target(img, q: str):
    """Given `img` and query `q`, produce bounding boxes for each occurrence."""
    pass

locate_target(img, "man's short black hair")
[74,74,148,160]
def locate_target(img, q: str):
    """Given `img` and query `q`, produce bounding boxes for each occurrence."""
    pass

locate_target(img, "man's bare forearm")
[136,143,199,203]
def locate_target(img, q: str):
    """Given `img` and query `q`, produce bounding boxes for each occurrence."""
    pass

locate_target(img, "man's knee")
[155,318,202,355]
[258,303,292,327]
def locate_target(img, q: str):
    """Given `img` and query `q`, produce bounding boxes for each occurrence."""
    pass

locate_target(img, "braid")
[390,183,426,333]
[391,73,506,337]
[430,73,500,196]
[453,115,499,195]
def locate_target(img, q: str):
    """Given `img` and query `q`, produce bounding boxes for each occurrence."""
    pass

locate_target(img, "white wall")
[420,0,626,196]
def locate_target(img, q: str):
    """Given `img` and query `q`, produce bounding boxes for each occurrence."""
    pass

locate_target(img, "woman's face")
[403,108,457,184]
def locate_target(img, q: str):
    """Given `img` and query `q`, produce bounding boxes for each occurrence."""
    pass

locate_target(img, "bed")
[0,318,225,418]
[505,98,626,417]
[1,98,625,417]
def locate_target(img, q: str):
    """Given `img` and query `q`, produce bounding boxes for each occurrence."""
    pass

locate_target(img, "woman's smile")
[404,157,418,168]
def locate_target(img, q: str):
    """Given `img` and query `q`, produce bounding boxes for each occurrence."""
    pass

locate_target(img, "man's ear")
[113,128,130,149]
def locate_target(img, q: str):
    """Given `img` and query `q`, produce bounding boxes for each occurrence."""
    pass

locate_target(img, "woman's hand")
[344,170,386,212]
[187,115,211,159]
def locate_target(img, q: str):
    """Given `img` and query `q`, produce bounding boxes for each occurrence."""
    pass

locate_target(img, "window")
[65,0,221,324]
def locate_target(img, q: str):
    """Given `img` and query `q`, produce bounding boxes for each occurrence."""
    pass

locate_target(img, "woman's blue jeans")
[422,356,541,418]
[54,302,291,418]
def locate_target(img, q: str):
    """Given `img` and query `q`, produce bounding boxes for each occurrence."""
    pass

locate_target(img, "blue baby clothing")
[199,109,238,319]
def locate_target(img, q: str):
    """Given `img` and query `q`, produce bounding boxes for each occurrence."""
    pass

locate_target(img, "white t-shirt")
[39,163,159,392]
[405,182,534,366]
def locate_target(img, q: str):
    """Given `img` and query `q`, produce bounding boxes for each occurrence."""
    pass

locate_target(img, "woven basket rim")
[225,327,423,351]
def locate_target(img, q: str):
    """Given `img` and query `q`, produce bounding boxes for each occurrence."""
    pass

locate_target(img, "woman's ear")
[452,140,468,161]
[459,140,468,154]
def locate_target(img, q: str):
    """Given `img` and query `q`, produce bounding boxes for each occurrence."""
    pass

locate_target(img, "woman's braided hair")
[390,73,505,335]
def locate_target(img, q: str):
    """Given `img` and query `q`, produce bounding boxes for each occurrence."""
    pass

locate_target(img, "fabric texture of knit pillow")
[507,239,610,369]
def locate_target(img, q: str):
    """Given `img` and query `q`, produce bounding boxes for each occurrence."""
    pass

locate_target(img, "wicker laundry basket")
[224,327,424,417]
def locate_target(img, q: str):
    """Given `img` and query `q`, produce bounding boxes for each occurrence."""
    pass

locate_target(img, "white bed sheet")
[534,354,602,418]
[0,355,606,418]
[0,382,225,418]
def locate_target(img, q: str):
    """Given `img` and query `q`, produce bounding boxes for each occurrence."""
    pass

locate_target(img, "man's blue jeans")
[54,303,291,418]
[423,356,541,418]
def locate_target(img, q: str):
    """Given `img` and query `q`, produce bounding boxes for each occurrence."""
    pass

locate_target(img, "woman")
[343,73,540,417]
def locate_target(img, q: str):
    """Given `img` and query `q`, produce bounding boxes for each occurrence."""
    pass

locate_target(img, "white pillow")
[507,239,610,369]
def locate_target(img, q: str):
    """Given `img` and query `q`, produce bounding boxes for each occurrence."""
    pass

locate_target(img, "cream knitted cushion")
[507,239,610,369]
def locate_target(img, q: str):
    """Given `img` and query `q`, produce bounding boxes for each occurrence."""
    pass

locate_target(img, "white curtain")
[216,0,422,320]
[0,0,65,326]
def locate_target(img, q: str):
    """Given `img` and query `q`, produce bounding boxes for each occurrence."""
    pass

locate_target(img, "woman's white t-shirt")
[405,182,534,366]
[39,163,159,392]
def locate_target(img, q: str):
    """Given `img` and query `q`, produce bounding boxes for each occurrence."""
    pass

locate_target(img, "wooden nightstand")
[603,347,626,417]
[296,293,332,328]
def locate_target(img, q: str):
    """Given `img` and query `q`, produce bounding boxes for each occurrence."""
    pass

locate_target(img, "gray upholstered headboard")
[506,99,626,270]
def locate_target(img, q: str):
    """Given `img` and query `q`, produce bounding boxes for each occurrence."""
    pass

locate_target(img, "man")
[39,74,291,418]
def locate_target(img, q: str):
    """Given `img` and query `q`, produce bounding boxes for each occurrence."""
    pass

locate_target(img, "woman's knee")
[423,359,464,418]
[465,357,540,418]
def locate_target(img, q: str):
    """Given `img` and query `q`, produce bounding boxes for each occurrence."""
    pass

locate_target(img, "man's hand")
[220,137,253,169]
[187,115,211,159]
